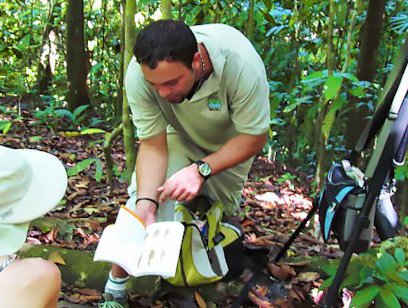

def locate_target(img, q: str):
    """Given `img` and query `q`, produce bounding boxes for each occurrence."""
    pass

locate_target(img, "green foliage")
[31,95,97,131]
[395,162,408,181]
[54,105,90,128]
[276,172,298,188]
[67,158,103,183]
[1,0,408,176]
[80,128,106,135]
[0,119,12,134]
[0,104,23,135]
[31,95,62,128]
[320,237,408,307]
[390,13,408,34]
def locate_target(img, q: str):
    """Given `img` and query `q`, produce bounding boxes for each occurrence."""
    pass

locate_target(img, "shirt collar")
[186,30,226,103]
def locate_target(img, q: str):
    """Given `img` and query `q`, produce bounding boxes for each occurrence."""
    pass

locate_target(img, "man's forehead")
[141,61,188,85]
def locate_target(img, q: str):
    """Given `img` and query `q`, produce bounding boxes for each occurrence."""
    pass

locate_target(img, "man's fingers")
[177,191,191,202]
[158,188,168,202]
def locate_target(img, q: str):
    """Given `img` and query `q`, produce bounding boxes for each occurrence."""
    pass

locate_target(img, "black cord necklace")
[186,49,206,100]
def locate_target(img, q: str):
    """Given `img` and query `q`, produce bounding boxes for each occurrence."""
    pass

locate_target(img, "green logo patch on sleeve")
[207,99,222,111]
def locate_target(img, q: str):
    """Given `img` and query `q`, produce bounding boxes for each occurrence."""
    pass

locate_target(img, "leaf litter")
[1,103,348,306]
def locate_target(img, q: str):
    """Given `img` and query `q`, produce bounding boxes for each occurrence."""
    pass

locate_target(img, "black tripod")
[274,38,408,307]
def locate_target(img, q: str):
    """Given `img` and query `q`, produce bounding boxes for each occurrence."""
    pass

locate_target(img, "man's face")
[141,58,198,104]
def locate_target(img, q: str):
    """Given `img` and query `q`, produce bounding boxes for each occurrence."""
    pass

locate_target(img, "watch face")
[198,162,211,177]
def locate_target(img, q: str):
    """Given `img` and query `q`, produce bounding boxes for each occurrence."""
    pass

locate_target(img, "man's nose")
[158,86,172,98]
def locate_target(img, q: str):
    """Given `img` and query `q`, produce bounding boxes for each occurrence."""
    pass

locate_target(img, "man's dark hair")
[133,20,198,69]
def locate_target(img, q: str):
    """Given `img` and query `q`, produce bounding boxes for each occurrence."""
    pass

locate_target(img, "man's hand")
[157,163,204,203]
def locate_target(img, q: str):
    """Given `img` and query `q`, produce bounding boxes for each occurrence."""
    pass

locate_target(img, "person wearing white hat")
[0,146,68,307]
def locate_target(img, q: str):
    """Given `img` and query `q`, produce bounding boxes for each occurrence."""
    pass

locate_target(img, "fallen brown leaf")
[267,262,296,281]
[297,272,319,283]
[248,290,274,308]
[48,251,66,265]
[194,291,207,308]
[288,286,306,302]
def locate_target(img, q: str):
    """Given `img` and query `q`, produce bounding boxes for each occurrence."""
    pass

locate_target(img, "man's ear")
[192,51,201,71]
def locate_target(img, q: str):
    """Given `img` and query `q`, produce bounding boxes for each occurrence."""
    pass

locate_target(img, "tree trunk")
[66,0,90,111]
[103,123,123,191]
[341,0,359,74]
[315,0,336,188]
[114,0,125,120]
[122,0,137,182]
[345,0,387,150]
[161,0,172,19]
[37,0,58,95]
[286,1,300,165]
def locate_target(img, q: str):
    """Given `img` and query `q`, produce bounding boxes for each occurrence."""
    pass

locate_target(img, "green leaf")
[94,158,103,183]
[351,285,381,306]
[283,95,313,113]
[29,136,43,143]
[358,266,376,288]
[378,288,401,308]
[320,260,339,276]
[73,105,90,117]
[264,0,272,10]
[388,283,408,304]
[321,106,336,141]
[266,25,288,37]
[0,121,12,134]
[341,72,359,83]
[395,248,405,265]
[376,252,399,280]
[319,276,334,290]
[395,164,408,181]
[259,8,275,24]
[16,34,31,51]
[302,70,326,83]
[80,128,106,135]
[89,62,103,74]
[67,158,96,176]
[323,75,343,102]
[397,271,408,282]
[55,109,74,121]
[321,94,346,140]
[341,259,366,288]
[337,0,348,25]
[350,86,366,98]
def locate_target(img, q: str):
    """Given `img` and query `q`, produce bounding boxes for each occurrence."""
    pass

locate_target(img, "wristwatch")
[195,160,212,181]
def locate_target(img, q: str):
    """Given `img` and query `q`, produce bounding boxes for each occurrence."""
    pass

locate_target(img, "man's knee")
[17,258,61,289]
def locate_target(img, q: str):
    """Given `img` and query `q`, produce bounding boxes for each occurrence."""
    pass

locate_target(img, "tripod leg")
[319,212,371,307]
[274,200,319,263]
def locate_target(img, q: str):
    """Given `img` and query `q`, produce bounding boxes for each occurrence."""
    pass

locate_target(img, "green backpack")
[165,198,243,287]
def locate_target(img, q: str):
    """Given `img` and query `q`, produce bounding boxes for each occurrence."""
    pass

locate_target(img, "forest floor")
[0,102,391,307]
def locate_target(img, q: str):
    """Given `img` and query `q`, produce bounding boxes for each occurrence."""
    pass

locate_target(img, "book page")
[134,221,184,278]
[93,207,146,275]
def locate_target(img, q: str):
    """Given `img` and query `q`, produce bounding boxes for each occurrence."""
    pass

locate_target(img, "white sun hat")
[0,146,67,255]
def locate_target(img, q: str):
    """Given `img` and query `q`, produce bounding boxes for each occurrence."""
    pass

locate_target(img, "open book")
[94,206,184,278]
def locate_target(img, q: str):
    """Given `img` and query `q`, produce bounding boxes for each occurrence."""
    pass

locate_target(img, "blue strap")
[323,186,355,240]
